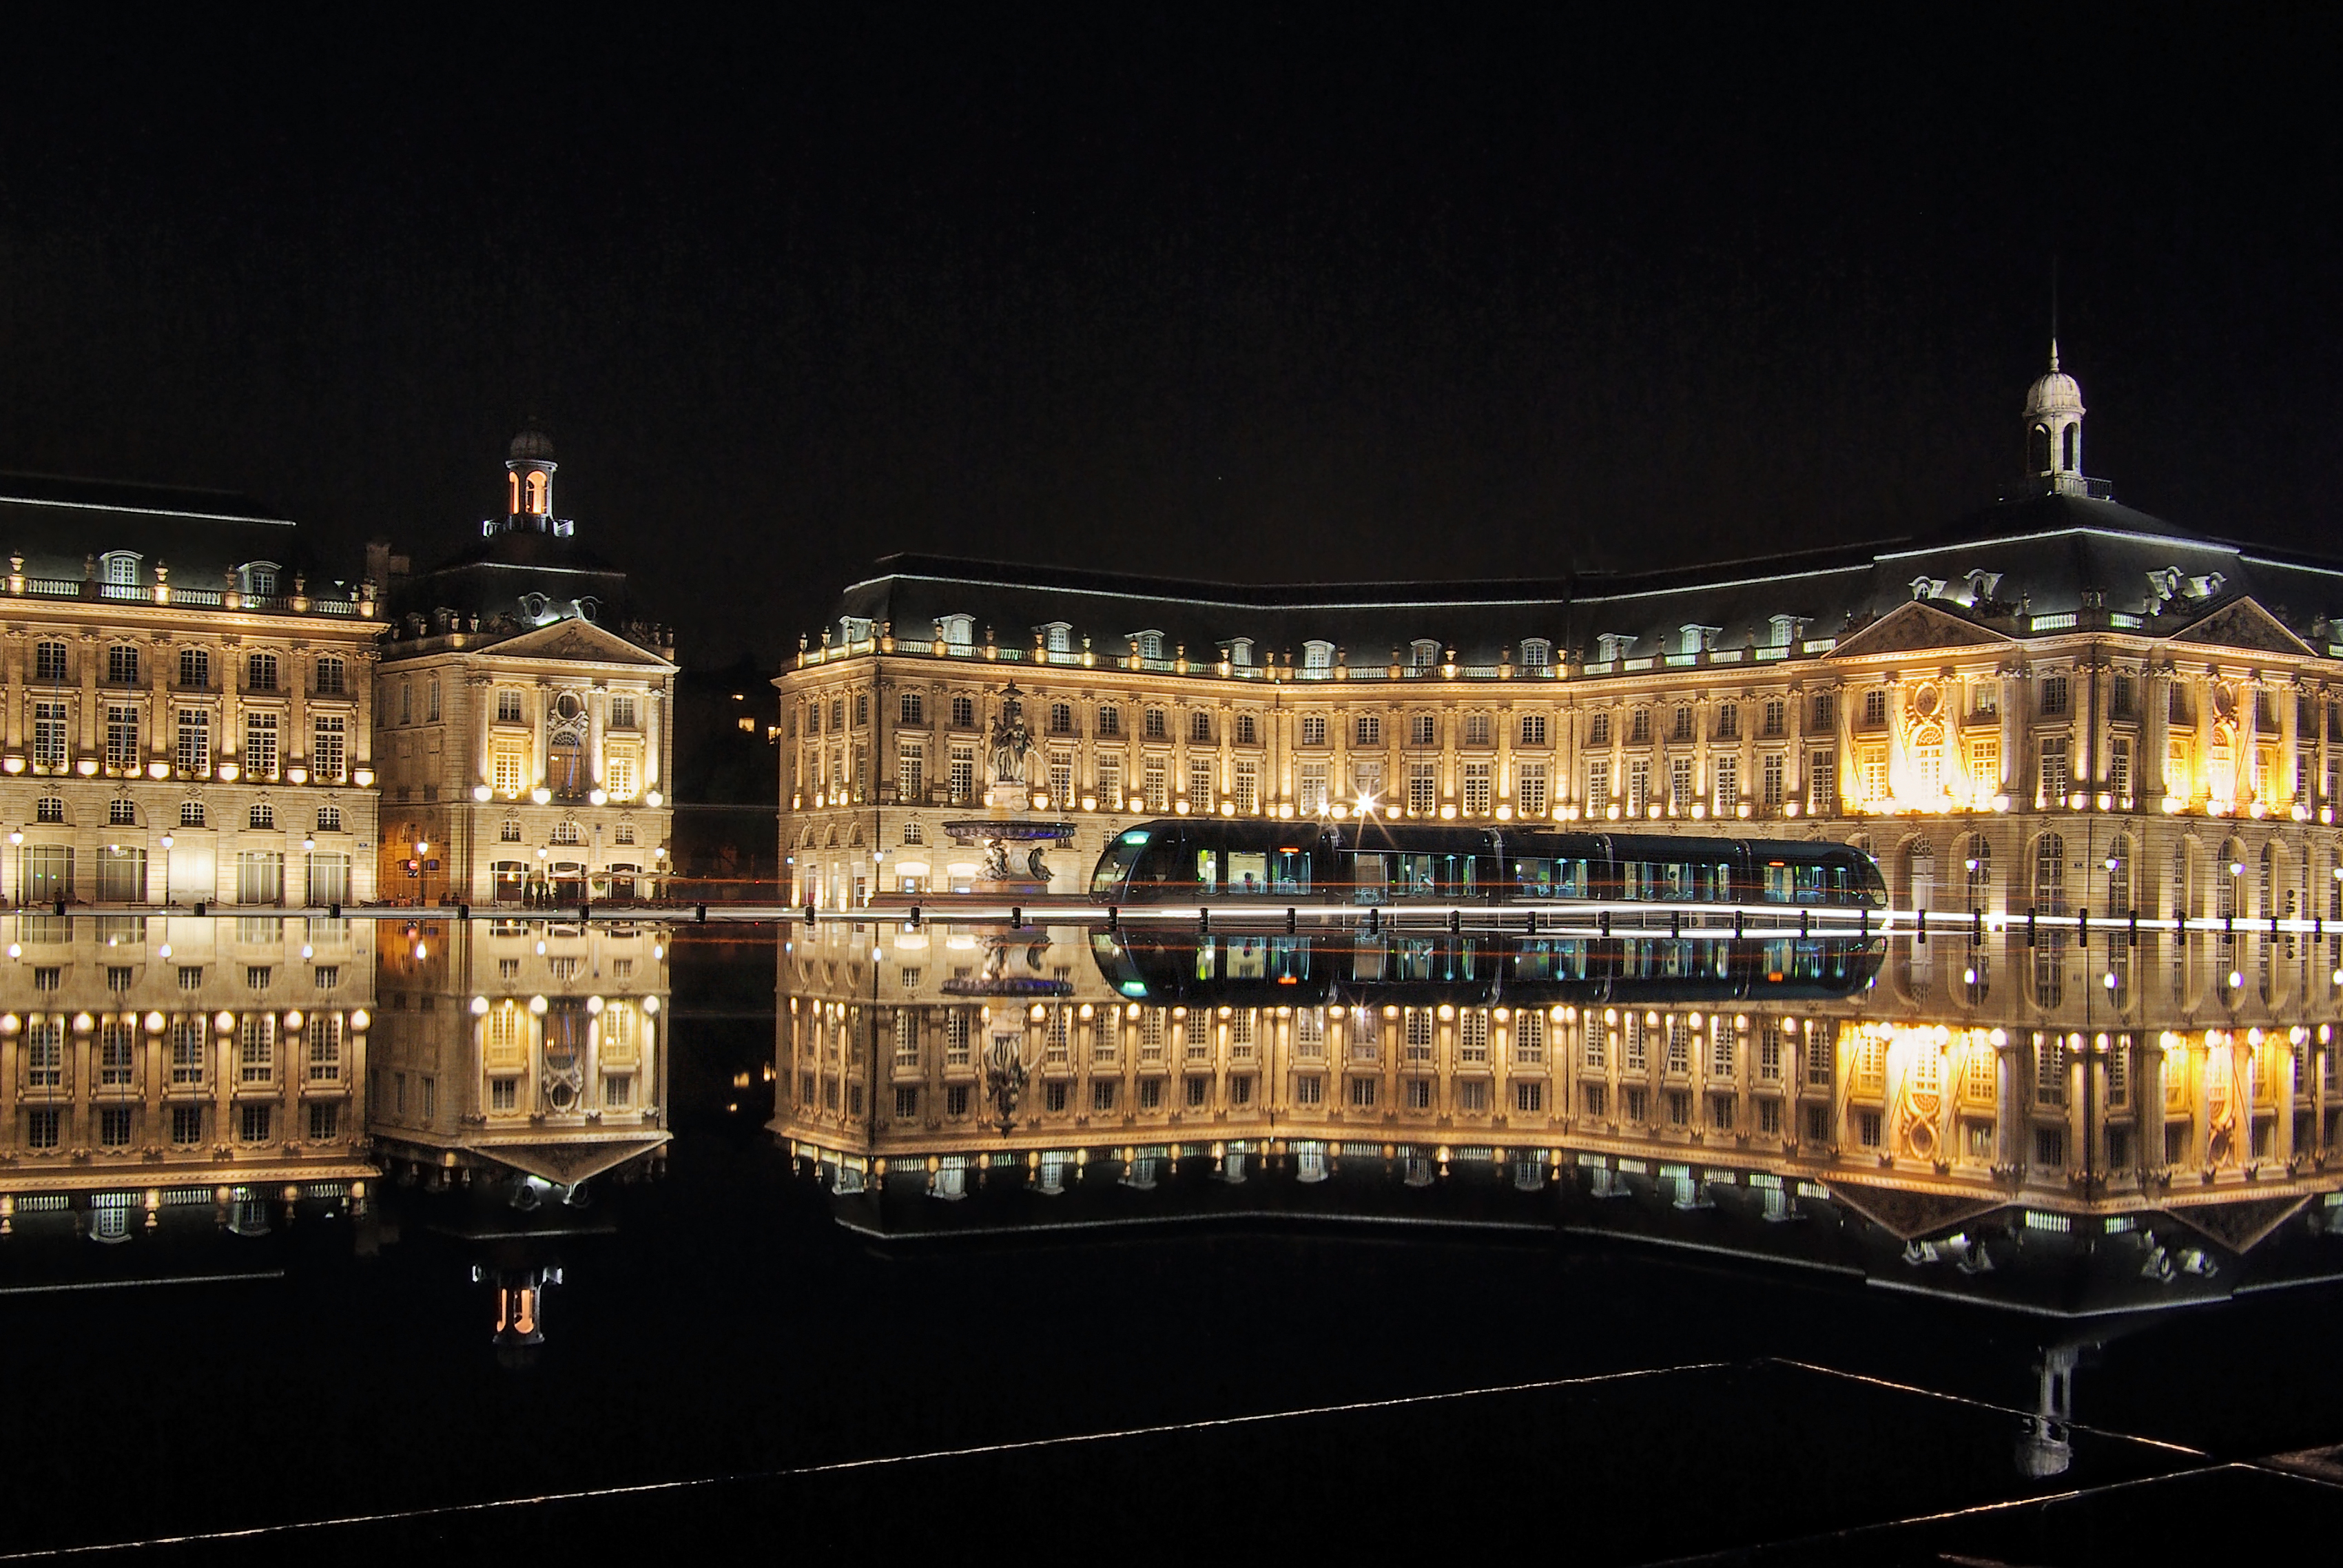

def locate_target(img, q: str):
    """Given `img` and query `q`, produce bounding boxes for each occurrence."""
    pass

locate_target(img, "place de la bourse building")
[782,351,2343,924]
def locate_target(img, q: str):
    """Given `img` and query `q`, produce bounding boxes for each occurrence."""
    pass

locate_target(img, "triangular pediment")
[492,617,677,670]
[2158,1192,2309,1256]
[2167,596,2318,658]
[470,1133,672,1186]
[1826,599,2012,661]
[1823,1179,2010,1241]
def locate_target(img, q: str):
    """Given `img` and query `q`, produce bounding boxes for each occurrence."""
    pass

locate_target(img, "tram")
[1087,818,1888,910]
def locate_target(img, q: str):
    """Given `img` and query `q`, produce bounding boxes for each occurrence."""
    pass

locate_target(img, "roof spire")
[2048,254,2061,372]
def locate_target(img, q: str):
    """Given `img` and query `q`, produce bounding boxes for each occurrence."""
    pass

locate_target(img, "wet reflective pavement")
[8,916,2343,1562]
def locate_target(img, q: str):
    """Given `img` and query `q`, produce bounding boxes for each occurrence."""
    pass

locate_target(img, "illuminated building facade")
[368,912,672,1192]
[776,917,2343,1304]
[0,475,384,909]
[0,914,376,1230]
[778,349,2343,937]
[373,432,677,907]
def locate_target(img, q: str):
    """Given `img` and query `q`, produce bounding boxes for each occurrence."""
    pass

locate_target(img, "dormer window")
[1519,639,1551,670]
[1966,570,2004,604]
[1226,637,1253,668]
[1302,640,1335,672]
[840,617,873,645]
[1595,633,1631,663]
[1908,576,1948,602]
[1767,615,1804,648]
[1680,624,1719,655]
[576,595,600,623]
[99,552,141,596]
[1036,621,1073,654]
[938,614,975,647]
[1410,639,1441,668]
[1131,630,1165,661]
[241,562,280,599]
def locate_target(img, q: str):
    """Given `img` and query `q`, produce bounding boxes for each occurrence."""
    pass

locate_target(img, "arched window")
[2260,843,2277,924]
[1519,639,1551,670]
[2035,832,2067,916]
[2105,834,2132,914]
[2061,424,2077,471]
[2029,422,2052,474]
[508,471,521,513]
[1963,836,1992,913]
[1906,838,1936,911]
[524,471,549,514]
[1910,721,1945,800]
[2217,838,2243,920]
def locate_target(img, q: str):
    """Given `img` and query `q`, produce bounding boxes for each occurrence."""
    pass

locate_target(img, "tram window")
[1352,942,1387,980]
[1195,938,1217,981]
[1228,936,1268,978]
[1196,850,1219,891]
[1226,851,1270,894]
[1350,854,1390,902]
[1514,858,1553,897]
[1272,849,1312,894]
[1762,862,1792,902]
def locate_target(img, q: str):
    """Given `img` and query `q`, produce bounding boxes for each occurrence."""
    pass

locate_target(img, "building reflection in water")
[372,911,672,1202]
[776,919,2343,1322]
[0,914,669,1324]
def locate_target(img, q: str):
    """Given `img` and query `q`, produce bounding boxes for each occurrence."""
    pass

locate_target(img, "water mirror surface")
[9,912,2343,1561]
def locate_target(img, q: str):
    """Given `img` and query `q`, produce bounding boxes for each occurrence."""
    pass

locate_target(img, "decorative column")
[2145,663,2172,803]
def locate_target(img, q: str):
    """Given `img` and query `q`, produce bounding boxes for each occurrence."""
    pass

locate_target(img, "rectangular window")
[178,647,209,688]
[312,716,347,783]
[247,652,280,693]
[106,703,141,770]
[238,1015,276,1082]
[1407,762,1438,814]
[2109,736,2132,799]
[307,1102,339,1142]
[1762,752,1786,807]
[1587,759,1610,809]
[32,700,68,770]
[1670,755,1695,812]
[1189,757,1214,811]
[1518,761,1548,818]
[245,711,280,781]
[1520,712,1548,746]
[1809,751,1836,814]
[1354,714,1381,747]
[1462,761,1492,816]
[2040,674,2070,716]
[239,1103,272,1143]
[1095,753,1122,808]
[1587,712,1611,747]
[34,641,68,682]
[176,708,211,774]
[1299,762,1330,815]
[2038,736,2070,802]
[1232,760,1259,814]
[1627,760,1650,815]
[1514,1011,1545,1064]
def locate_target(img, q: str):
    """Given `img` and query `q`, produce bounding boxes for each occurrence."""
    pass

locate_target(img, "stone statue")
[988,693,1033,785]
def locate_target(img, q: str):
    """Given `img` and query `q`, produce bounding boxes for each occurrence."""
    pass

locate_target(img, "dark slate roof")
[818,494,2343,666]
[0,471,342,588]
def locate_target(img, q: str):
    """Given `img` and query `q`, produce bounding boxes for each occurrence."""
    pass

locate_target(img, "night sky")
[3,7,2336,665]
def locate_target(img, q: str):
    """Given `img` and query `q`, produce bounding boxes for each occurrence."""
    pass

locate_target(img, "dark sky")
[2,7,2336,666]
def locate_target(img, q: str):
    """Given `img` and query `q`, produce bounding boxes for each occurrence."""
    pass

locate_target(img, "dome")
[2022,343,2085,418]
[508,427,557,463]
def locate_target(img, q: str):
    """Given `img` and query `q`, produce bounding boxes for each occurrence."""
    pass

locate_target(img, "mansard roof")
[0,470,352,589]
[816,492,2343,670]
